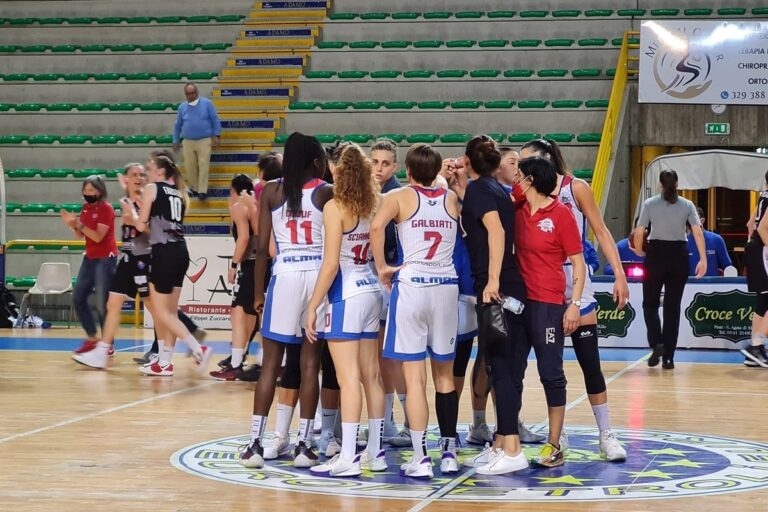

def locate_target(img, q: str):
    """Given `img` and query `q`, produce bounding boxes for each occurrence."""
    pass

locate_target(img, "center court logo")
[170,426,768,502]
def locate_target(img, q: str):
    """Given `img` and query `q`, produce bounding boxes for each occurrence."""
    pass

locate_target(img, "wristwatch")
[572,299,582,308]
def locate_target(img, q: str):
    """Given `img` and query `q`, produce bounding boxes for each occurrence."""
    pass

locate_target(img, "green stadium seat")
[125,72,152,80]
[512,39,541,47]
[105,169,120,178]
[328,13,357,20]
[186,15,213,23]
[52,45,79,53]
[69,17,95,24]
[423,12,452,19]
[470,69,500,78]
[63,73,91,81]
[451,101,481,109]
[140,44,166,52]
[504,69,534,78]
[487,133,505,143]
[274,134,289,144]
[352,101,384,110]
[537,69,568,77]
[111,44,137,52]
[156,16,184,23]
[317,41,346,49]
[360,12,388,20]
[487,11,516,18]
[42,168,74,177]
[718,8,746,15]
[59,203,83,213]
[201,43,230,51]
[21,45,51,53]
[13,277,37,288]
[337,70,369,79]
[155,72,184,80]
[96,17,124,24]
[370,70,401,79]
[0,45,18,53]
[77,103,106,111]
[107,103,138,111]
[403,70,434,79]
[186,72,217,80]
[456,11,484,19]
[0,135,28,143]
[47,103,75,111]
[572,68,602,77]
[417,101,449,109]
[0,103,10,111]
[341,134,374,143]
[485,100,515,109]
[606,68,616,77]
[9,18,35,25]
[20,203,56,213]
[91,135,122,144]
[124,135,153,144]
[155,135,173,144]
[479,39,508,48]
[586,99,609,108]
[38,17,66,24]
[552,100,583,109]
[320,101,353,110]
[553,10,581,17]
[169,43,197,51]
[585,9,613,17]
[545,39,574,47]
[406,134,439,143]
[520,10,548,18]
[33,73,61,82]
[381,41,411,49]
[651,9,679,16]
[216,15,244,22]
[139,103,172,111]
[508,133,541,143]
[17,103,44,112]
[440,133,472,143]
[94,73,121,81]
[304,70,336,79]
[289,101,319,110]
[392,12,420,20]
[446,40,476,48]
[436,70,467,78]
[5,203,22,213]
[81,44,107,52]
[684,9,712,16]
[413,40,443,48]
[518,100,549,108]
[28,135,61,144]
[617,9,646,17]
[577,133,602,143]
[544,133,575,142]
[579,38,608,46]
[396,169,407,179]
[126,16,153,24]
[378,134,405,143]
[573,169,594,180]
[348,41,379,49]
[8,169,40,178]
[75,168,105,177]
[316,134,340,144]
[385,101,416,110]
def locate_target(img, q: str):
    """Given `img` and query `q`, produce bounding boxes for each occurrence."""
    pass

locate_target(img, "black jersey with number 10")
[149,182,185,245]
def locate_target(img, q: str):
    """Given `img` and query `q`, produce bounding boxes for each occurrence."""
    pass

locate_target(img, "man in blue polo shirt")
[173,82,221,200]
[688,207,732,276]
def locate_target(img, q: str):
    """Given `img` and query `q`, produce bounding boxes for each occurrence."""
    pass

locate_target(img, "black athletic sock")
[435,391,459,438]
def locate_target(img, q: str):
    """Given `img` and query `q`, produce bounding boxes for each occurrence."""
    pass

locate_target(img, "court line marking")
[0,380,219,445]
[406,353,649,512]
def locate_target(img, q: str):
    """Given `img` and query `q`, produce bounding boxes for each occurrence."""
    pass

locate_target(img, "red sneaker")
[139,361,174,376]
[74,339,98,354]
[209,365,244,381]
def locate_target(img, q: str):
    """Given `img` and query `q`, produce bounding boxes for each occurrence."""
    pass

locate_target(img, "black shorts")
[150,242,190,294]
[110,253,151,298]
[232,259,257,315]
[745,243,768,294]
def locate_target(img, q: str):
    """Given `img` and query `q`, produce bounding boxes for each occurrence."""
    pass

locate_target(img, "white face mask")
[188,98,200,106]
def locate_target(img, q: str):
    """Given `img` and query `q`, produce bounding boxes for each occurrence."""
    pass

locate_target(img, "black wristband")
[231,261,238,269]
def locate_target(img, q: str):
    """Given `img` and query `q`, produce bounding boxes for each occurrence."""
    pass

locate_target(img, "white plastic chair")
[18,262,74,326]
[723,266,738,278]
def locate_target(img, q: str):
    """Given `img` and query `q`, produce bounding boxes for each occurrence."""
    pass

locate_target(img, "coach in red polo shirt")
[60,176,118,351]
[514,156,586,470]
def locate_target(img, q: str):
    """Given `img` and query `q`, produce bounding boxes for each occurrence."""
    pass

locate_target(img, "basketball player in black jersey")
[743,170,768,367]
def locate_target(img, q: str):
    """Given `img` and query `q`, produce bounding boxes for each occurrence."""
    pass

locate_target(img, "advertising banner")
[639,20,768,104]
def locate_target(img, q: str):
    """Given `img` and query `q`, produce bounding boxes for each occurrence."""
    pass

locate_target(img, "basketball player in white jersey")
[241,133,332,469]
[519,139,629,461]
[372,144,461,478]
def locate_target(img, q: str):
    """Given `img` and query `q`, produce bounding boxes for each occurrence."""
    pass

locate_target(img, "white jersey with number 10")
[271,178,326,274]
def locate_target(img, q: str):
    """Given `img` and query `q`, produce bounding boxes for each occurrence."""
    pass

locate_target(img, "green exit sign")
[705,122,730,135]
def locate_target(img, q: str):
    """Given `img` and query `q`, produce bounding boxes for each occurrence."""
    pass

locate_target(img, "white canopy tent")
[634,149,768,220]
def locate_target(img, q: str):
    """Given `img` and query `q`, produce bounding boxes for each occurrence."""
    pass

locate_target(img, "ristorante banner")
[639,20,768,104]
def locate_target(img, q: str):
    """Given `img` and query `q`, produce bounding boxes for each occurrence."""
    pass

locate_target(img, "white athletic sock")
[159,342,173,366]
[368,417,384,453]
[592,403,611,432]
[231,348,245,368]
[321,408,338,435]
[384,393,395,425]
[752,334,766,347]
[251,414,267,443]
[96,341,110,352]
[298,418,314,442]
[182,334,202,358]
[411,429,427,459]
[341,422,359,460]
[472,409,486,428]
[276,404,295,439]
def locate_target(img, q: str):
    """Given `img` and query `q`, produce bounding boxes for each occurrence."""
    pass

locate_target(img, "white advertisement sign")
[639,20,768,104]
[144,236,236,329]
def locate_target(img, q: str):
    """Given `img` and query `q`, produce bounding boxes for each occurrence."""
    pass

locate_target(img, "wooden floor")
[1,327,767,512]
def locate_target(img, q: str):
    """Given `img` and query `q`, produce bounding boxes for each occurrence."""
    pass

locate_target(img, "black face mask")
[83,194,100,204]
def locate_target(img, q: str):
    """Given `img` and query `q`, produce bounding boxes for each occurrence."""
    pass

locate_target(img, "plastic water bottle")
[501,296,525,315]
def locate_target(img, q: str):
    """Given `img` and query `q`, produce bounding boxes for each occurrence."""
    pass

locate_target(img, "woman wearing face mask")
[61,175,118,354]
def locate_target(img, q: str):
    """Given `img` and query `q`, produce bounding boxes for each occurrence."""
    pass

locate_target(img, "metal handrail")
[0,154,6,244]
[5,239,123,250]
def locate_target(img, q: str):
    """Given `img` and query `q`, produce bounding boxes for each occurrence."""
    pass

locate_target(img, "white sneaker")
[326,438,341,457]
[440,437,459,474]
[476,451,529,475]
[463,444,501,468]
[317,430,341,457]
[389,428,412,447]
[400,455,433,479]
[72,344,109,369]
[599,430,627,462]
[382,420,398,442]
[310,453,361,477]
[466,423,493,445]
[139,361,174,376]
[193,345,214,375]
[263,435,291,460]
[518,420,546,443]
[360,449,387,471]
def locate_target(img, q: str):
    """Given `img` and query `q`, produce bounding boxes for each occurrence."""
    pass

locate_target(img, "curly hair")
[333,143,378,219]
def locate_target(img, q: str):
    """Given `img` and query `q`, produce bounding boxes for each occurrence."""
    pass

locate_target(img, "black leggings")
[642,240,688,359]
[485,311,528,436]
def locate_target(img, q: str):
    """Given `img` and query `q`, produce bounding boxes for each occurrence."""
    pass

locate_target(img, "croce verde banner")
[595,292,636,338]
[639,20,768,105]
[684,290,754,342]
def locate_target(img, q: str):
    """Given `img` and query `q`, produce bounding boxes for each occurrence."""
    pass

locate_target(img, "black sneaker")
[218,355,232,369]
[662,359,675,370]
[240,439,265,468]
[744,358,759,367]
[293,441,319,468]
[741,345,768,368]
[133,350,157,365]
[237,364,262,381]
[648,344,664,367]
[189,189,199,198]
[198,192,208,201]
